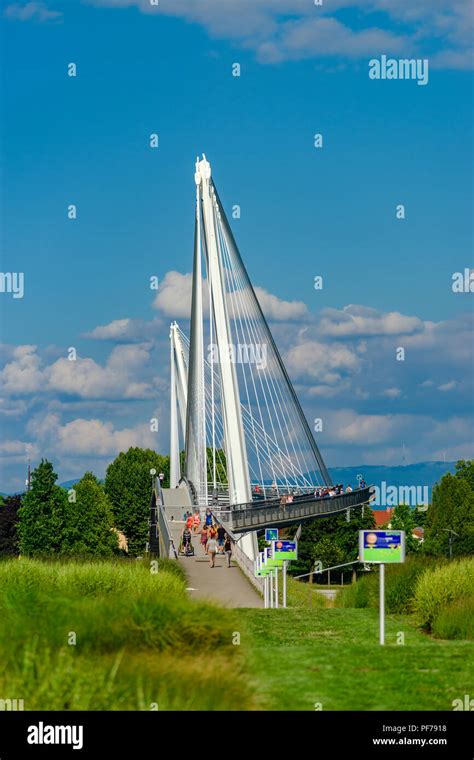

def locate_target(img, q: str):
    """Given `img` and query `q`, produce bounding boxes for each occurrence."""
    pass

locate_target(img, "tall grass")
[432,596,474,641]
[336,557,444,614]
[336,558,420,612]
[0,558,255,710]
[412,557,474,633]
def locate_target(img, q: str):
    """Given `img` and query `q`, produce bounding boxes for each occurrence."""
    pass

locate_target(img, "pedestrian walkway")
[164,505,262,608]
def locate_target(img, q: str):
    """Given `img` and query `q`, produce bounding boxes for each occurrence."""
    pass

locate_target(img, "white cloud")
[253,286,308,321]
[0,439,38,457]
[153,270,309,322]
[0,345,46,394]
[382,387,402,399]
[285,339,360,384]
[47,344,154,399]
[318,305,424,337]
[27,413,157,457]
[84,316,164,342]
[86,0,473,69]
[0,344,155,400]
[152,271,196,318]
[4,2,62,22]
[437,380,458,392]
[256,17,406,64]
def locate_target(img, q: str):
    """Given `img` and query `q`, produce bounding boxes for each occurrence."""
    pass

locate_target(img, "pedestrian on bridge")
[192,511,201,533]
[200,525,209,555]
[216,524,226,553]
[224,535,232,567]
[207,535,218,567]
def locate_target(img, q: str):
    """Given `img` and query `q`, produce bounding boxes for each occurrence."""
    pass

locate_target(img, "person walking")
[192,511,201,534]
[216,524,226,553]
[224,535,232,567]
[200,525,209,555]
[207,535,218,567]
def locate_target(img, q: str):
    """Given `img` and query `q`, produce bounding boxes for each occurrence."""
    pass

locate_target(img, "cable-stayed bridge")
[163,156,373,563]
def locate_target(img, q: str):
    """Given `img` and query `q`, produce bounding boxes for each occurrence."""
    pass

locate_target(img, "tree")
[454,459,474,491]
[18,460,68,556]
[391,503,420,553]
[104,447,168,555]
[0,494,21,556]
[424,469,474,558]
[63,472,117,556]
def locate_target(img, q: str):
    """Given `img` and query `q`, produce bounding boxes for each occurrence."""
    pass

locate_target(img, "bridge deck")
[161,489,262,608]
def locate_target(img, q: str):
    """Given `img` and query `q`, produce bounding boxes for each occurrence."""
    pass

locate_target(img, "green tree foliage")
[18,460,68,556]
[454,459,474,491]
[104,447,168,555]
[424,462,474,558]
[391,503,420,553]
[205,448,227,485]
[63,473,117,556]
[290,506,376,579]
[0,494,21,556]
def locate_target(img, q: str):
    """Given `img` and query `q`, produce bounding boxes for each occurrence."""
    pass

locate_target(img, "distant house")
[371,508,425,543]
[372,508,394,527]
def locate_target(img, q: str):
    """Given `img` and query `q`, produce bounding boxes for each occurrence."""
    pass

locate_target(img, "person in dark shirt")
[224,535,232,567]
[217,525,226,553]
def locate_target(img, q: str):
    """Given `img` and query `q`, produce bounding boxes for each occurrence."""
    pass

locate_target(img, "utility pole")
[442,528,459,560]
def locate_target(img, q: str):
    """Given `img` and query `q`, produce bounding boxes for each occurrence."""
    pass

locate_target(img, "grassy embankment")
[236,558,474,710]
[0,558,254,710]
[0,557,472,711]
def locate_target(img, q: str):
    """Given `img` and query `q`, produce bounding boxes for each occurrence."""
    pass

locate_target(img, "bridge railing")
[219,486,374,532]
[155,478,178,559]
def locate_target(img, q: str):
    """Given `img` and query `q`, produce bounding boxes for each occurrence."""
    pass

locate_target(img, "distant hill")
[328,461,457,507]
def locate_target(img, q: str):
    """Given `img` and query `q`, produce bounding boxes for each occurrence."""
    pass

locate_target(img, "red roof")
[372,508,394,526]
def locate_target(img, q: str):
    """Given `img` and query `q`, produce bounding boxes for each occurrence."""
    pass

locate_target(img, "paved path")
[164,501,262,608]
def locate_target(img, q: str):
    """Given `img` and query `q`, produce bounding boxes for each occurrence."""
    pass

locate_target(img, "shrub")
[337,557,442,613]
[412,558,474,631]
[432,596,474,640]
[384,557,436,613]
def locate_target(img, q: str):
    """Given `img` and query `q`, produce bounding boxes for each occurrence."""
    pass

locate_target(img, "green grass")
[1,558,472,711]
[284,577,327,608]
[0,558,254,710]
[237,606,474,710]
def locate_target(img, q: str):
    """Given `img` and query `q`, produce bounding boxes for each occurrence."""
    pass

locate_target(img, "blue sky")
[0,0,473,490]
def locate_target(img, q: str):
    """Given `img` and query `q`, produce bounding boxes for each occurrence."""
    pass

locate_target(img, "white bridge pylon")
[169,155,332,562]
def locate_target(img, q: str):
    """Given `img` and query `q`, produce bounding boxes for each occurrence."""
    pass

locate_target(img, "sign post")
[379,562,385,645]
[274,567,279,609]
[282,561,288,608]
[359,530,405,645]
[265,528,279,543]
